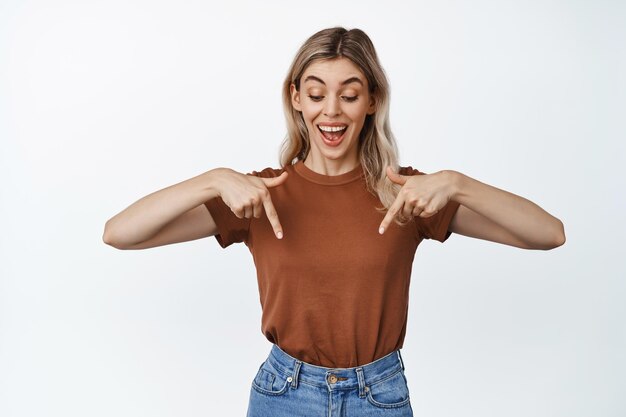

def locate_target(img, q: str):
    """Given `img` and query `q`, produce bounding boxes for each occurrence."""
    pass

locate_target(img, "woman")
[103,27,565,416]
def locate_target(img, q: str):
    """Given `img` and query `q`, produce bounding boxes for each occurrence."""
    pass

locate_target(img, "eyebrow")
[303,75,364,87]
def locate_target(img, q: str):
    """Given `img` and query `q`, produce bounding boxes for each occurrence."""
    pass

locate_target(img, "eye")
[342,96,358,102]
[307,95,323,102]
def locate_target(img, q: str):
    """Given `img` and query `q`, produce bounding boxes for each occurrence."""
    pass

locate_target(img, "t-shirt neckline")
[293,160,364,185]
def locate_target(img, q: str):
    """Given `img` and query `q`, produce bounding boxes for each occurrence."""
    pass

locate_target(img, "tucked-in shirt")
[204,160,460,368]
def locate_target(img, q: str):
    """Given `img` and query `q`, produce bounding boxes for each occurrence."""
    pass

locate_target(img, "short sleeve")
[204,197,250,248]
[203,166,285,248]
[399,166,461,243]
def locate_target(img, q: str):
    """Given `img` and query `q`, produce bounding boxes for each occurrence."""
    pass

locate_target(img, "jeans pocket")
[251,360,290,396]
[366,369,411,409]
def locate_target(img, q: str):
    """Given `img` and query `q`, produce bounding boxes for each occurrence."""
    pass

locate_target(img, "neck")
[303,154,360,176]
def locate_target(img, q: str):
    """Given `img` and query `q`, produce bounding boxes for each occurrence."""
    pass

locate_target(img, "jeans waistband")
[265,343,406,393]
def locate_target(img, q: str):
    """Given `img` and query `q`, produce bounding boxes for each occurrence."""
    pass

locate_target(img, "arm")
[102,169,223,249]
[446,170,566,250]
[103,167,288,250]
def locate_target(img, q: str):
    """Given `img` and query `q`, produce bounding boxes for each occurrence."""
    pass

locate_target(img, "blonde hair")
[279,27,406,221]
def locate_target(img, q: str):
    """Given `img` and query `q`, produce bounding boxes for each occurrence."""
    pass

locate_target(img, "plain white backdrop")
[1,0,624,416]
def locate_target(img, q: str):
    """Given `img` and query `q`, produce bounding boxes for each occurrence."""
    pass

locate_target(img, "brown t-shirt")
[204,160,460,368]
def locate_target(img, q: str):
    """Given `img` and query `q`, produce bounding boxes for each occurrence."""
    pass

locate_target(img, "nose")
[323,96,341,117]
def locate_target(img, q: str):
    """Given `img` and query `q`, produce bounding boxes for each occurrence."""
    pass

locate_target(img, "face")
[290,57,375,171]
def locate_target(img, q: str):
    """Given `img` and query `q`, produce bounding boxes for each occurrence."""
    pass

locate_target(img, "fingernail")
[277,231,283,239]
[379,227,384,235]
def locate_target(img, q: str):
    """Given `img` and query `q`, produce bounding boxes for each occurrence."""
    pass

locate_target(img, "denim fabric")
[247,344,414,417]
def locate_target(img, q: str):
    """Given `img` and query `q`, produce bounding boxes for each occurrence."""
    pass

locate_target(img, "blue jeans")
[247,343,414,417]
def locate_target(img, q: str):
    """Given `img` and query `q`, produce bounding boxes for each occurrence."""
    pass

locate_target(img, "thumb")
[386,166,408,185]
[262,171,289,188]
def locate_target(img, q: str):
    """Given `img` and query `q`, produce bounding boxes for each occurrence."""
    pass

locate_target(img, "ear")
[367,95,376,115]
[290,83,302,112]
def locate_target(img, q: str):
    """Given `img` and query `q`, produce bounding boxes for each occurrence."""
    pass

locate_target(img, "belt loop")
[356,367,366,398]
[397,350,405,371]
[291,360,302,389]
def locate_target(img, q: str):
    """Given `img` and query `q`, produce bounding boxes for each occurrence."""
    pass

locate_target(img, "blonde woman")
[103,27,565,416]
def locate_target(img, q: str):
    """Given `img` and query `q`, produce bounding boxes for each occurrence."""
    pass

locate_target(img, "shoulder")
[398,166,426,176]
[246,166,288,178]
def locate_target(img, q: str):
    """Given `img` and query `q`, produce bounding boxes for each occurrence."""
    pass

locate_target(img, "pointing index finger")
[379,196,405,235]
[262,194,283,239]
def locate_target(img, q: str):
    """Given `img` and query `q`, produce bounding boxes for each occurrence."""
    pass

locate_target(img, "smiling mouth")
[317,125,348,142]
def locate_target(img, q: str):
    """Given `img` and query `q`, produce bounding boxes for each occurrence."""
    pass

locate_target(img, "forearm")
[103,169,223,247]
[446,170,565,248]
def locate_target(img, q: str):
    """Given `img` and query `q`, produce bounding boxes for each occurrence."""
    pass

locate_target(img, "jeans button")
[328,374,337,383]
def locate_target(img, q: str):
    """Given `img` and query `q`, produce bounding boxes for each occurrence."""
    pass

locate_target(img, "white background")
[1,1,625,416]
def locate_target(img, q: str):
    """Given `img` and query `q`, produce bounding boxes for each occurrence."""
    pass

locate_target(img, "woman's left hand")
[378,166,456,235]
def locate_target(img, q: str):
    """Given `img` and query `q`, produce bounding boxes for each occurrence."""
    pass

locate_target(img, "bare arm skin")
[103,168,288,250]
[446,170,565,250]
[379,167,565,250]
[102,169,222,250]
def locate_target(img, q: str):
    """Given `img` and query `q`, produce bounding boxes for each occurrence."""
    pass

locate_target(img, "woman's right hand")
[210,168,289,239]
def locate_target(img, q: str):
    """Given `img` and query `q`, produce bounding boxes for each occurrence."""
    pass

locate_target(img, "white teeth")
[318,125,347,132]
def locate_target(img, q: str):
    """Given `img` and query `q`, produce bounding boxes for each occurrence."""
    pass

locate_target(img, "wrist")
[202,167,230,199]
[441,169,464,201]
